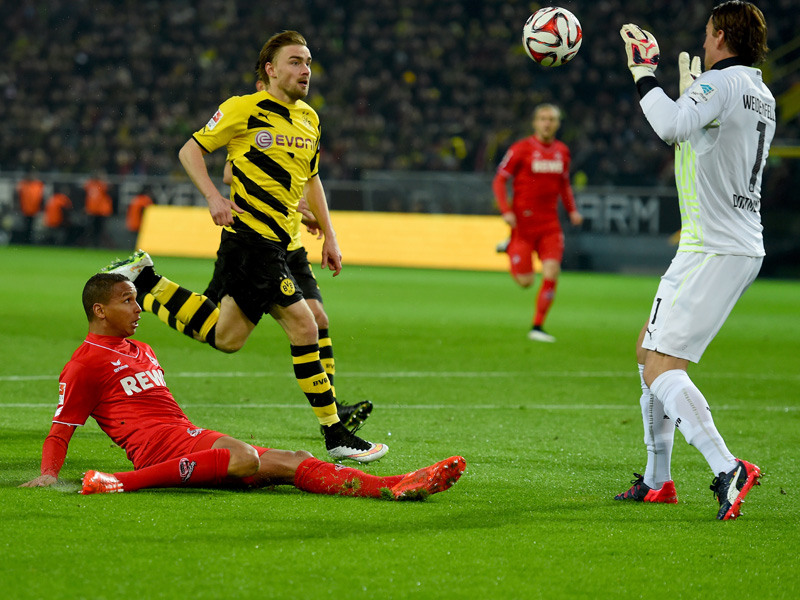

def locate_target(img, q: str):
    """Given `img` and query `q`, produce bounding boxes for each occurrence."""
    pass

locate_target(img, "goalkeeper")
[614,1,775,520]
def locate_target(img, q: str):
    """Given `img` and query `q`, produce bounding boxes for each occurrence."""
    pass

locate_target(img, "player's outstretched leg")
[81,448,232,494]
[710,459,762,520]
[292,455,465,500]
[389,456,467,500]
[101,250,220,347]
[614,472,678,503]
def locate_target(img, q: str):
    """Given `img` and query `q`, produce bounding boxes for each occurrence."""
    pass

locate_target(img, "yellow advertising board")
[137,205,522,272]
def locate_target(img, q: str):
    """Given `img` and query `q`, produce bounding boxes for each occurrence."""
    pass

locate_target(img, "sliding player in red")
[493,104,583,342]
[19,272,465,500]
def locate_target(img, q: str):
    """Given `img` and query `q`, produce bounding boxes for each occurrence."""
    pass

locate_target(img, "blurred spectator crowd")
[2,0,798,189]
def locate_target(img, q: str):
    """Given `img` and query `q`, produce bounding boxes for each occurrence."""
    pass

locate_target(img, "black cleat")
[336,400,373,431]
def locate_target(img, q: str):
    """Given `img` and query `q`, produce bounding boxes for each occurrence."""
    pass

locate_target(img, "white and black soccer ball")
[522,7,582,67]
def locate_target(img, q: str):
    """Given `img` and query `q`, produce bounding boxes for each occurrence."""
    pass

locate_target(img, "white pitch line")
[3,402,797,412]
[1,370,798,382]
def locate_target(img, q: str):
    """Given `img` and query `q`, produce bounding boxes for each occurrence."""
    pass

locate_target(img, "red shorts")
[131,425,228,469]
[507,229,564,276]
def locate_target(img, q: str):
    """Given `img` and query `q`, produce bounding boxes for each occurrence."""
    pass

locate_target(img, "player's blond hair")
[257,31,308,85]
[533,104,562,120]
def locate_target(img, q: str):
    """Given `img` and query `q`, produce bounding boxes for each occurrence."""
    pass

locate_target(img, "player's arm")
[19,422,77,487]
[492,171,516,228]
[640,76,726,144]
[298,197,322,239]
[559,154,583,226]
[620,24,722,144]
[303,175,341,276]
[178,139,243,226]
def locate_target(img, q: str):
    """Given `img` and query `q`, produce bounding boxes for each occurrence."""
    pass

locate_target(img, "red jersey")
[495,136,576,233]
[53,333,198,465]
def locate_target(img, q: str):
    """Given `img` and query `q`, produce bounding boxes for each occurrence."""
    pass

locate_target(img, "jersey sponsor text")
[531,159,564,174]
[120,370,167,396]
[732,193,760,213]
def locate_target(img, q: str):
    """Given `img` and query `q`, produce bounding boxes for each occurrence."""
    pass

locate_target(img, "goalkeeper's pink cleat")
[615,473,678,503]
[81,470,124,494]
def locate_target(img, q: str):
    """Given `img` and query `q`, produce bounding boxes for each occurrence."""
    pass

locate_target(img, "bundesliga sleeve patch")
[688,82,717,104]
[206,109,224,130]
[55,382,66,417]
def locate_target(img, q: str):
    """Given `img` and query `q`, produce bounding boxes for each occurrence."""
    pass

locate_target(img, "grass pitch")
[1,245,798,599]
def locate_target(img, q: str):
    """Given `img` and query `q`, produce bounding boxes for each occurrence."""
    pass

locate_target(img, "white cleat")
[100,249,153,282]
[528,328,556,343]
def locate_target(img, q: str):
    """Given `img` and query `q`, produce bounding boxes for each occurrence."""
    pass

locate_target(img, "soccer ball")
[522,7,582,67]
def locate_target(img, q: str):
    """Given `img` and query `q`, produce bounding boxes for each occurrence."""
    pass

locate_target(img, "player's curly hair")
[82,272,130,320]
[257,31,308,85]
[711,1,768,66]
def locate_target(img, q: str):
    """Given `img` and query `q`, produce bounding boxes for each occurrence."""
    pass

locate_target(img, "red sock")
[534,279,557,327]
[293,457,404,498]
[114,449,230,491]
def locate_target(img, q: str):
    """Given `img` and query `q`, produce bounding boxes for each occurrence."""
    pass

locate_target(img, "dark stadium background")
[2,0,798,274]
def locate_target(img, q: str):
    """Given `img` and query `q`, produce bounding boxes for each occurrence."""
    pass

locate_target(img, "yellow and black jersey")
[193,91,321,248]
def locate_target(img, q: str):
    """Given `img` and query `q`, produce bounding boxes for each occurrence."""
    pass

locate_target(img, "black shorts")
[204,229,304,325]
[286,247,323,303]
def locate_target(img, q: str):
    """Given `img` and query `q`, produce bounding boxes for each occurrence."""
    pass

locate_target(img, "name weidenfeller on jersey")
[639,63,776,257]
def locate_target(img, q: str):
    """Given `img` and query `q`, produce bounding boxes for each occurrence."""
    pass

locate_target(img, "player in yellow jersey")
[103,31,386,463]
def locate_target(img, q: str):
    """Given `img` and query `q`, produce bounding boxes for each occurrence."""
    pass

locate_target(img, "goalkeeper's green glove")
[620,23,660,82]
[678,51,701,95]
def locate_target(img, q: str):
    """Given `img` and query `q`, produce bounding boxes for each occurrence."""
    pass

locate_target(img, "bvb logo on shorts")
[280,278,296,296]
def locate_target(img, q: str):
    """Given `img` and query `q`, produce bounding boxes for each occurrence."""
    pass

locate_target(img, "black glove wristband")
[636,75,660,99]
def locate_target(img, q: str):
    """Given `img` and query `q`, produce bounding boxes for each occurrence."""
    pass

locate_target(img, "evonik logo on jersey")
[254,129,314,150]
[119,370,166,396]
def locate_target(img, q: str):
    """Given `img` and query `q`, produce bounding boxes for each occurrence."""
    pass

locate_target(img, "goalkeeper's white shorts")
[641,251,762,363]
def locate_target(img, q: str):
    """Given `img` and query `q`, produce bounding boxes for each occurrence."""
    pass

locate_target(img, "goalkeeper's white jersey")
[640,64,775,256]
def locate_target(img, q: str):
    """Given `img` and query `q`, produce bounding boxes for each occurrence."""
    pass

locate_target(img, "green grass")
[1,245,798,599]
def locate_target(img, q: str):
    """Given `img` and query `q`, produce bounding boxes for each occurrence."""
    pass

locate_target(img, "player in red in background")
[19,272,466,500]
[493,104,583,343]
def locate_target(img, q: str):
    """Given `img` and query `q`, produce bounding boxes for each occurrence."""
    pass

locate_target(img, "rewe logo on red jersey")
[530,158,564,174]
[119,370,166,396]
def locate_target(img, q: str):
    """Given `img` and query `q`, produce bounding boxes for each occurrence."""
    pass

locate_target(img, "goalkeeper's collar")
[709,56,749,70]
